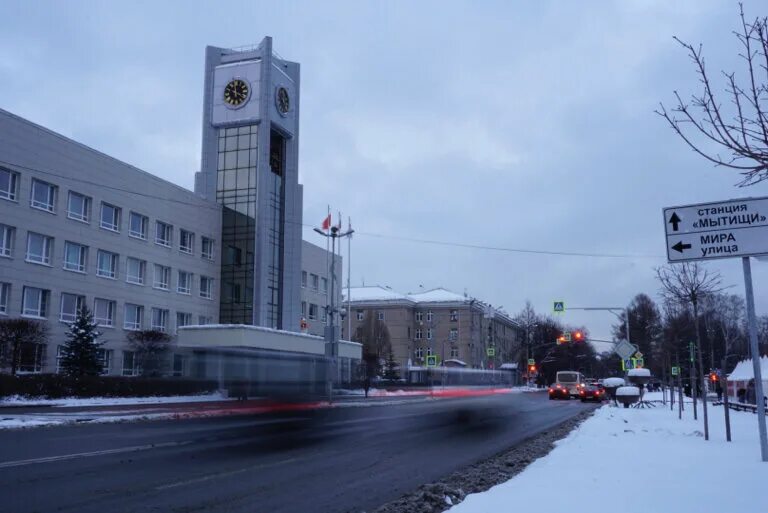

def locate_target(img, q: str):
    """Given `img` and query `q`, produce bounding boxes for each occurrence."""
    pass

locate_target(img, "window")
[176,312,192,331]
[449,328,458,341]
[301,301,307,317]
[155,221,172,247]
[151,307,169,332]
[427,328,433,340]
[30,179,56,212]
[18,343,45,373]
[96,250,118,279]
[67,191,90,222]
[427,347,434,356]
[59,293,85,323]
[0,282,10,314]
[200,276,213,299]
[0,168,19,201]
[415,311,423,322]
[22,286,49,318]
[426,311,433,322]
[98,349,112,375]
[122,351,139,376]
[311,274,319,291]
[179,229,194,254]
[450,347,459,359]
[173,354,186,377]
[177,271,192,294]
[124,304,143,330]
[377,311,385,321]
[63,241,87,272]
[308,303,318,320]
[321,277,328,294]
[129,212,148,240]
[26,232,53,265]
[415,328,423,340]
[450,310,458,322]
[126,257,146,285]
[99,202,120,232]
[0,224,14,257]
[201,237,214,260]
[94,298,116,327]
[415,347,424,359]
[198,315,212,325]
[356,310,364,321]
[301,271,307,288]
[321,307,327,323]
[153,264,171,290]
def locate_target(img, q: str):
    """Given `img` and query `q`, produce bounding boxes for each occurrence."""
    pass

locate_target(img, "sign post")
[664,197,768,461]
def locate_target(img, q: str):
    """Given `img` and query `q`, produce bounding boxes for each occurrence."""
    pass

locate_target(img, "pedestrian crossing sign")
[553,301,565,314]
[426,355,438,367]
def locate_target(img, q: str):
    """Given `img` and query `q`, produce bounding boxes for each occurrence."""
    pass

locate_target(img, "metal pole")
[690,343,698,420]
[742,257,768,462]
[694,299,709,441]
[625,308,631,345]
[722,355,732,442]
[347,217,352,342]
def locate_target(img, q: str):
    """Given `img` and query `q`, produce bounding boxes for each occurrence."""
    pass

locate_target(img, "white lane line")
[154,458,298,491]
[0,440,194,469]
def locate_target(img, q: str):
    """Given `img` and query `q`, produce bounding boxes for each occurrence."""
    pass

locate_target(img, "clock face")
[223,79,250,108]
[276,87,290,116]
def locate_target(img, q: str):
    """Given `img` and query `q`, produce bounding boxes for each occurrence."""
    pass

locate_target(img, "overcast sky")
[1,0,766,344]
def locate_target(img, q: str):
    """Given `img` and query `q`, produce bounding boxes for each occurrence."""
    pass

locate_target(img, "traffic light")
[556,335,566,345]
[528,364,537,374]
[709,372,718,382]
[573,331,584,342]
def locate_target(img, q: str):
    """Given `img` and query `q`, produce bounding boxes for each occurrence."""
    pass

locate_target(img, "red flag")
[321,213,331,231]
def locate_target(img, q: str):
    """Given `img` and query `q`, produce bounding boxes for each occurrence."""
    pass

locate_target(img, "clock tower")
[195,37,302,331]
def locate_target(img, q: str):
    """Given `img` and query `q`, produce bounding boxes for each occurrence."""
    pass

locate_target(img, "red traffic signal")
[709,372,718,382]
[573,331,584,342]
[528,364,537,373]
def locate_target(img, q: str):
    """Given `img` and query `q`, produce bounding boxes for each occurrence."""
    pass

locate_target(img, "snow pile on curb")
[0,392,228,408]
[448,403,766,513]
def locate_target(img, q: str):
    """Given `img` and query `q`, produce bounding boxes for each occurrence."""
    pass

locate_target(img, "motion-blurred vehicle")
[579,384,605,402]
[555,370,586,397]
[548,383,570,400]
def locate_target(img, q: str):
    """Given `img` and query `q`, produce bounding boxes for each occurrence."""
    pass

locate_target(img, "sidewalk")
[449,392,766,513]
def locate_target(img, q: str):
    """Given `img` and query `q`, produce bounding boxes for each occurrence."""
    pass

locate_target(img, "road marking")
[0,440,194,469]
[154,458,298,491]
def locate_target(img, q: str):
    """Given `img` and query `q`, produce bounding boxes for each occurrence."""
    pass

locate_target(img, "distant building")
[343,286,523,372]
[300,240,342,337]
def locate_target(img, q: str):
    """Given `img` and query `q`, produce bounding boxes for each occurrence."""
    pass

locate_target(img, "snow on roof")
[344,286,412,303]
[628,368,651,377]
[407,287,469,303]
[444,359,467,366]
[728,356,768,381]
[616,386,640,396]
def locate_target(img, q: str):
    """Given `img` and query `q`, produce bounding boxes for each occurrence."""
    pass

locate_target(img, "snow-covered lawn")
[0,392,228,408]
[450,397,766,513]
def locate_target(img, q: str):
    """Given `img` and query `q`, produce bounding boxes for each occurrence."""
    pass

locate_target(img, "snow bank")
[450,401,767,513]
[627,368,651,377]
[615,386,639,396]
[602,377,625,387]
[0,392,227,408]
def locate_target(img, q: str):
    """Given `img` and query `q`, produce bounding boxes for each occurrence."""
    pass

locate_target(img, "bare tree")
[353,313,392,397]
[126,330,173,377]
[0,318,49,376]
[657,5,768,186]
[656,263,725,441]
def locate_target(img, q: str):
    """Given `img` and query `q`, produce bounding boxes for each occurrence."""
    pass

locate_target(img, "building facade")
[0,109,221,375]
[344,287,523,373]
[195,37,303,332]
[300,240,342,337]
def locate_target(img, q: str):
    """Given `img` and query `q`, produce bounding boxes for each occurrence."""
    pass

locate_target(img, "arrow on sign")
[671,241,692,253]
[668,212,681,231]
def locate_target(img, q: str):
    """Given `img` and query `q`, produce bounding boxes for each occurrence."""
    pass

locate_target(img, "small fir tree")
[60,306,103,377]
[383,347,399,381]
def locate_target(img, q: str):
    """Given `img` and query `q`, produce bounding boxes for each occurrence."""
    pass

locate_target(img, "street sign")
[635,358,644,369]
[426,355,438,367]
[553,301,565,314]
[622,358,634,371]
[486,347,495,357]
[671,366,680,376]
[563,332,572,342]
[634,351,644,359]
[663,197,768,262]
[527,358,535,365]
[614,339,636,360]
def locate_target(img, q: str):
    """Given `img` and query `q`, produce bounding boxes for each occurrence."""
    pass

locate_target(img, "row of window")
[413,347,460,359]
[0,227,214,298]
[411,328,459,341]
[353,309,460,323]
[0,167,215,258]
[300,271,328,294]
[300,301,326,322]
[0,282,213,332]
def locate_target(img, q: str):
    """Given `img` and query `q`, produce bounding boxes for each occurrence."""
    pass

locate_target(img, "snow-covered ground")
[0,392,228,408]
[450,394,766,513]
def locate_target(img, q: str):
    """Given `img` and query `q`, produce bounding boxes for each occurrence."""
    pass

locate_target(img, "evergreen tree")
[60,306,103,377]
[383,347,399,380]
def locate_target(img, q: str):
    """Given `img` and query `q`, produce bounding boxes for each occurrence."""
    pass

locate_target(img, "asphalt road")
[0,392,596,513]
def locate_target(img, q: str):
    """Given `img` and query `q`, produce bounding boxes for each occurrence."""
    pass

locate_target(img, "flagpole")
[347,216,352,340]
[325,205,330,327]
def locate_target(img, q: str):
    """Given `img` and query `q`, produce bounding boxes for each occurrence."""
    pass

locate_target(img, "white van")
[555,371,586,397]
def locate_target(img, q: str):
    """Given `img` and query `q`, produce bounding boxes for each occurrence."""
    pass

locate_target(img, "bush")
[0,374,218,399]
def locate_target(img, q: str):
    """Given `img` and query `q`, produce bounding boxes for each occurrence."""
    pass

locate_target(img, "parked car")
[548,383,570,400]
[579,384,605,402]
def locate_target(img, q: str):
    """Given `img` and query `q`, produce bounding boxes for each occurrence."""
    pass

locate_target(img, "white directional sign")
[614,339,637,360]
[663,197,768,262]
